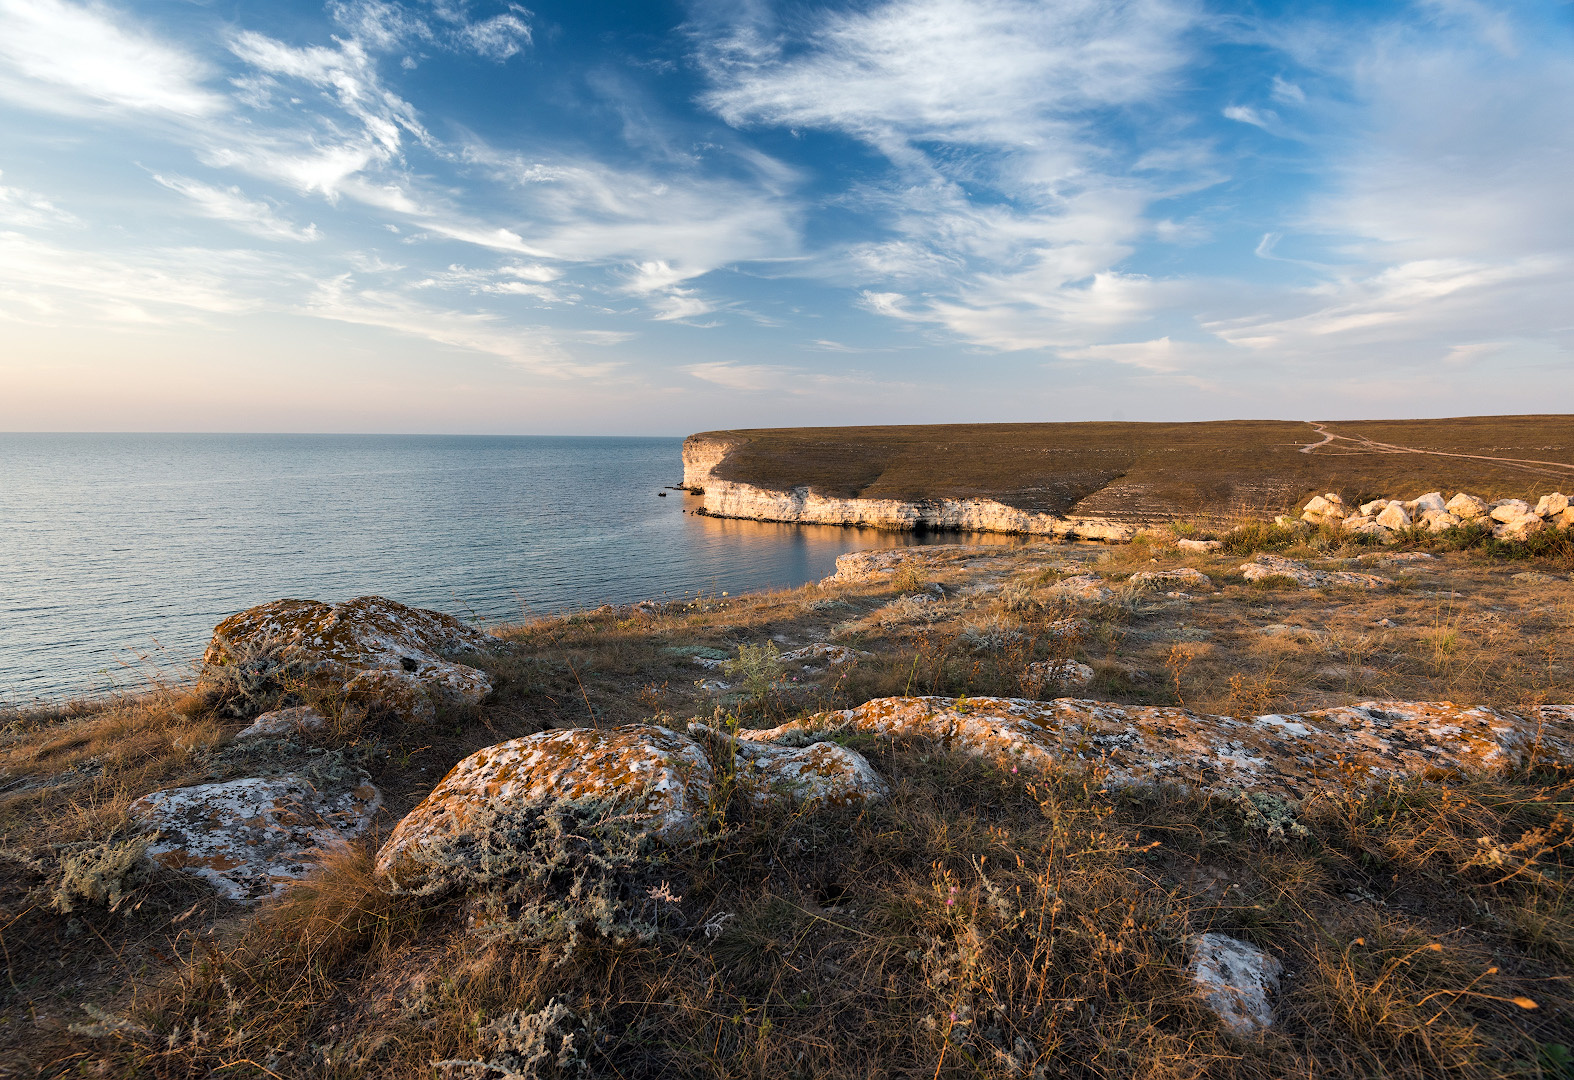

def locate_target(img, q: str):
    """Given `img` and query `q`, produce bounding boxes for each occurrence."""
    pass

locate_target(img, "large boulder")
[1535,492,1569,518]
[375,725,713,891]
[131,775,382,902]
[740,696,1573,801]
[1490,499,1533,523]
[204,596,493,724]
[1375,503,1411,530]
[1241,554,1392,590]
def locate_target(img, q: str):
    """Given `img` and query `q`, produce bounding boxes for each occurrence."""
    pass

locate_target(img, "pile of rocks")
[1295,491,1572,541]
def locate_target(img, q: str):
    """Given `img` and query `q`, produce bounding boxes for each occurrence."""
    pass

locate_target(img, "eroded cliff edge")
[682,432,1139,540]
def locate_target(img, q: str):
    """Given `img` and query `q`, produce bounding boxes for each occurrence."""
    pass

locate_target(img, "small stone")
[1410,491,1446,515]
[1359,499,1388,516]
[1023,659,1095,694]
[234,705,326,741]
[132,775,382,902]
[1422,510,1461,533]
[1375,503,1412,530]
[1175,538,1222,553]
[1190,933,1282,1036]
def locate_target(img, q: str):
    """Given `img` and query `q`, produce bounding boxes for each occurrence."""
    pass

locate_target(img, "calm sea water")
[0,434,1020,704]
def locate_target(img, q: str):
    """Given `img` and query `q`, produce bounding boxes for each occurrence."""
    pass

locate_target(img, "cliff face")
[682,434,741,490]
[682,435,1135,540]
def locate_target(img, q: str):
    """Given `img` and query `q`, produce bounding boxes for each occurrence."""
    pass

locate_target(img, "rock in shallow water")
[204,595,493,724]
[131,775,381,902]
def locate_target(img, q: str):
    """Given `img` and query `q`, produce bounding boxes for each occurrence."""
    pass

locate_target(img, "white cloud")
[152,174,320,241]
[0,172,80,228]
[700,0,1206,352]
[457,11,532,61]
[684,360,884,395]
[0,0,222,117]
[326,0,533,62]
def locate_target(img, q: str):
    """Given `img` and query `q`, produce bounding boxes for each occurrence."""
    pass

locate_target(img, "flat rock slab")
[131,776,381,902]
[742,696,1574,801]
[1129,567,1214,591]
[205,595,493,724]
[376,725,715,892]
[1191,933,1282,1036]
[1242,554,1392,590]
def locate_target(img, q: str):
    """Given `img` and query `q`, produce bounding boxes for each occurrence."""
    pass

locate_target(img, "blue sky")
[1,0,1570,433]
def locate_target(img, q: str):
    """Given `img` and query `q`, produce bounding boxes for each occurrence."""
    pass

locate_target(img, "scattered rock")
[1494,516,1545,540]
[1375,503,1412,530]
[1023,660,1095,695]
[1241,554,1393,590]
[1190,933,1282,1036]
[1128,567,1213,591]
[1044,617,1091,640]
[131,775,382,902]
[1300,493,1344,523]
[1356,551,1435,564]
[204,596,493,725]
[376,725,714,892]
[1511,571,1566,586]
[740,696,1573,801]
[1044,574,1114,602]
[1490,499,1533,523]
[1409,491,1447,515]
[1259,624,1327,641]
[1175,538,1222,553]
[234,705,326,741]
[1446,492,1487,519]
[778,643,869,666]
[1536,493,1570,518]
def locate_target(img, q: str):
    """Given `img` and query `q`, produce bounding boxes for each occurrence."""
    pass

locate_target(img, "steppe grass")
[3,534,1573,1077]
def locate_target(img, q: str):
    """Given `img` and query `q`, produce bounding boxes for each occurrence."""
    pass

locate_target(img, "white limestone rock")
[778,642,869,666]
[131,775,382,902]
[704,730,888,808]
[235,705,326,741]
[1535,493,1570,518]
[1359,499,1389,516]
[1190,933,1282,1036]
[1410,491,1447,515]
[1375,503,1412,530]
[1490,499,1534,523]
[1494,517,1545,540]
[1175,538,1222,553]
[1446,492,1488,519]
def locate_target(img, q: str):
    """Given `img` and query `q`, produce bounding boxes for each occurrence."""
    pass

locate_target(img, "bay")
[0,433,1019,704]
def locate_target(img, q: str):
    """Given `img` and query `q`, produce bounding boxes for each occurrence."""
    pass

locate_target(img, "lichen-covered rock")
[778,643,868,666]
[702,730,888,808]
[1241,554,1393,590]
[741,696,1573,801]
[204,596,493,724]
[131,776,381,902]
[234,705,325,741]
[1128,567,1213,591]
[375,725,713,892]
[1190,933,1281,1036]
[1024,659,1095,695]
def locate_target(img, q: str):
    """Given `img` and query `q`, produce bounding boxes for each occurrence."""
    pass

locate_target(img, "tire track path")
[1298,422,1574,478]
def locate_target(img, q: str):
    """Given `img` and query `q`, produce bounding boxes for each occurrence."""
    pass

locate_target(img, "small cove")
[0,434,1023,704]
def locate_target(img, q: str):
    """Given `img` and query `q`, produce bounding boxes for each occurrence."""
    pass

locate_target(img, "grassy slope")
[1,526,1572,1078]
[693,417,1574,521]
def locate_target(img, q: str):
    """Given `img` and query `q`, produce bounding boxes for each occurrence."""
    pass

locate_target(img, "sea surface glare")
[0,434,1017,703]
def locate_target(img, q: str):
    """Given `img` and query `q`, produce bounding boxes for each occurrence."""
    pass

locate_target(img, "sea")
[0,434,1022,705]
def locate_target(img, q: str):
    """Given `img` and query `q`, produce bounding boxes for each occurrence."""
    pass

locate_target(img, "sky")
[0,0,1570,434]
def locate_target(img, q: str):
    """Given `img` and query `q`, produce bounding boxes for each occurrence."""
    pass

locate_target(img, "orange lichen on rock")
[742,696,1573,800]
[131,776,382,902]
[692,725,888,808]
[204,595,493,723]
[375,725,715,892]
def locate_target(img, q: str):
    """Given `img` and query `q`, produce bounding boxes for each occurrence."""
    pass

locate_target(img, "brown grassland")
[1,519,1572,1078]
[692,417,1574,523]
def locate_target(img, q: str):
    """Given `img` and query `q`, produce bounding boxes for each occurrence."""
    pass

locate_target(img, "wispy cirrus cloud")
[152,173,320,241]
